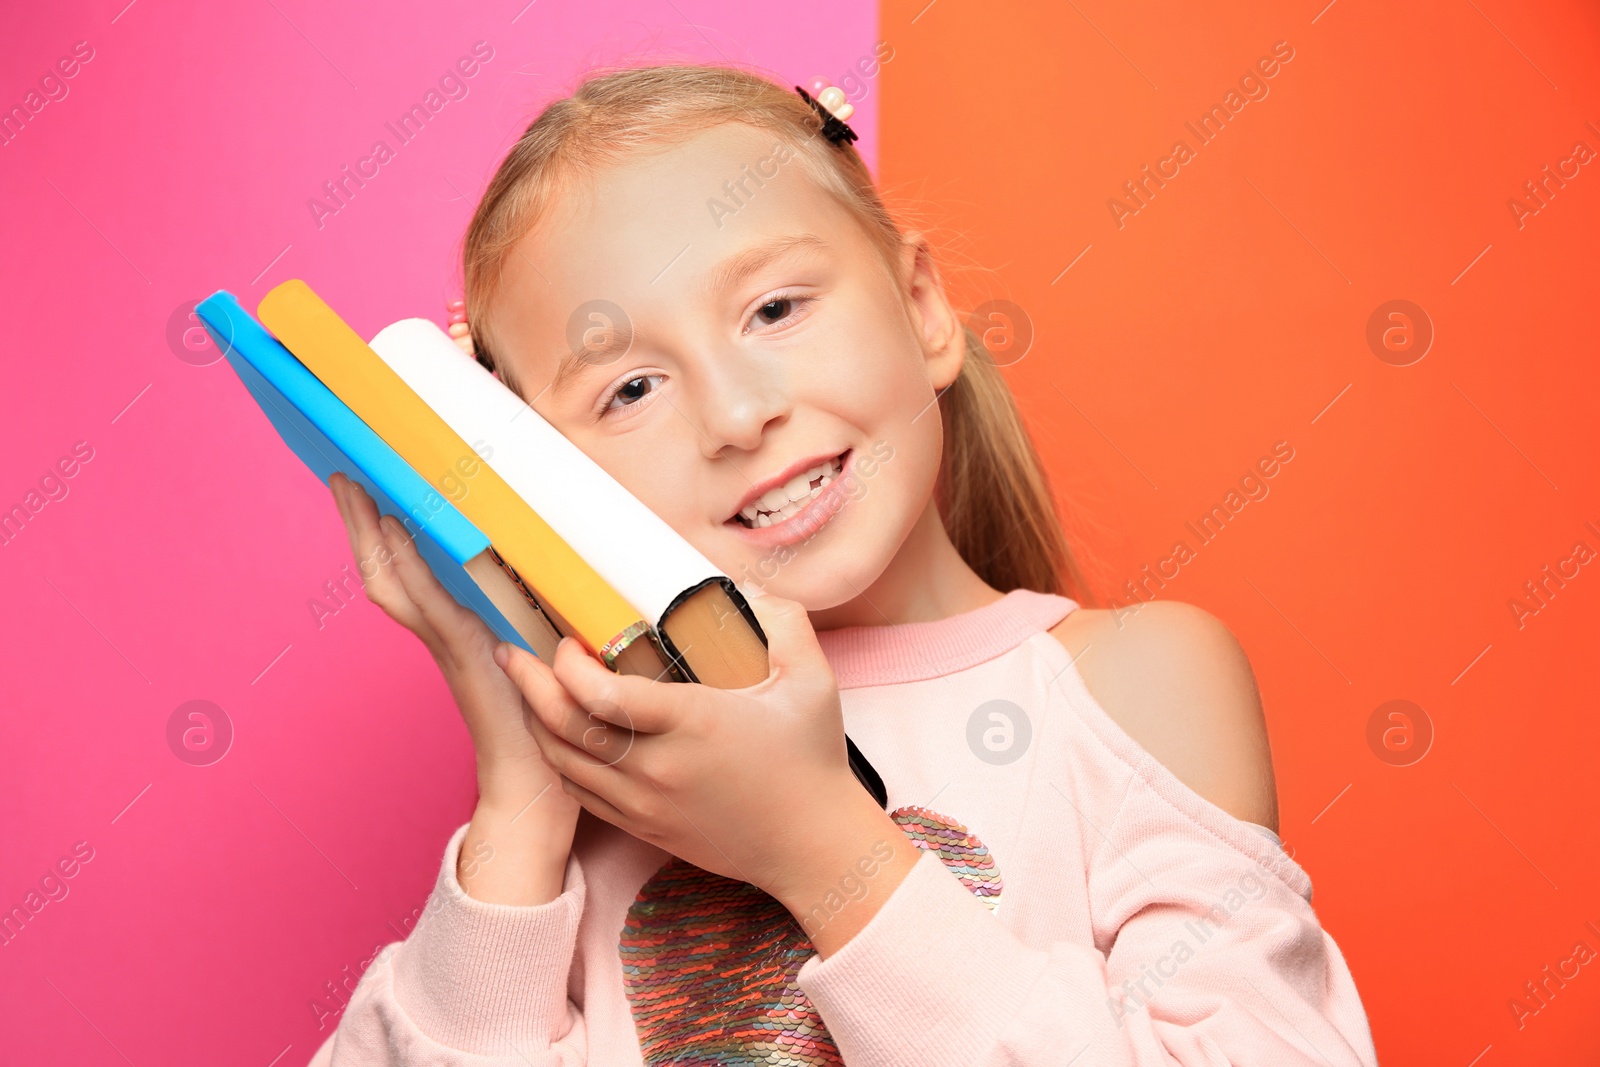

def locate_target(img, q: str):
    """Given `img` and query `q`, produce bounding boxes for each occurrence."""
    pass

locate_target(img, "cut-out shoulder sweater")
[309,588,1378,1066]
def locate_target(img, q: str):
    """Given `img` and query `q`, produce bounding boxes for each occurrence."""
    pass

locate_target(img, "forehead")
[501,123,860,323]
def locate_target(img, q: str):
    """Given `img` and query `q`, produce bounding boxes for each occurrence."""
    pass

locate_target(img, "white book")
[368,317,769,690]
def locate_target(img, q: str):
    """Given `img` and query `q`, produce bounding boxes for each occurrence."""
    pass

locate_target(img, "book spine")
[197,292,554,659]
[367,317,769,687]
[367,318,726,622]
[196,291,490,566]
[256,279,652,669]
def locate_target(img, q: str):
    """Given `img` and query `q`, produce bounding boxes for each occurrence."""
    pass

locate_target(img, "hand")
[328,473,581,889]
[494,587,897,905]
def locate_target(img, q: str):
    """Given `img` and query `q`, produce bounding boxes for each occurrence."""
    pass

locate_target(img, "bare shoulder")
[1048,600,1280,834]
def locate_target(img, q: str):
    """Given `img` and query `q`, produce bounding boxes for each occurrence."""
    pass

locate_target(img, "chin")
[762,569,879,612]
[726,525,900,611]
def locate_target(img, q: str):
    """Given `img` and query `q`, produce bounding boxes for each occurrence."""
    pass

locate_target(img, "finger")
[379,514,484,660]
[518,672,632,799]
[556,774,631,831]
[735,585,833,692]
[341,480,428,632]
[330,472,349,523]
[497,639,571,714]
[329,474,360,557]
[339,476,389,572]
[549,635,695,736]
[506,640,639,766]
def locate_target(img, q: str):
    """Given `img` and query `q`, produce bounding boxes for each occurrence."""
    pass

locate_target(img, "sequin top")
[309,589,1378,1066]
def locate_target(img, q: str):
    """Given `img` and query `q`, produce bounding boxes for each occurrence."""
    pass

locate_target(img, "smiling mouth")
[733,452,848,528]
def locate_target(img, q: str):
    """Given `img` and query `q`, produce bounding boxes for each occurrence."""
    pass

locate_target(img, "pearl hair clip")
[794,78,859,147]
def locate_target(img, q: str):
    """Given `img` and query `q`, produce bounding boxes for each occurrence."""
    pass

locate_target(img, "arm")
[788,811,1376,1067]
[309,476,594,1064]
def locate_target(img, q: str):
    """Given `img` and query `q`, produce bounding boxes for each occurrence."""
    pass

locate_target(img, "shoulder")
[1047,600,1279,834]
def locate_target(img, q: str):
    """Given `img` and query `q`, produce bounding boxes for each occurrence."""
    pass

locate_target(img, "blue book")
[195,290,561,658]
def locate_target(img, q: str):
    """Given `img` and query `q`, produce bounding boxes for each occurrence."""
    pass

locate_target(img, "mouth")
[730,449,850,529]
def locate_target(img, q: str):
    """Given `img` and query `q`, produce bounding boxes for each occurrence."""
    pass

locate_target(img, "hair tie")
[794,79,858,147]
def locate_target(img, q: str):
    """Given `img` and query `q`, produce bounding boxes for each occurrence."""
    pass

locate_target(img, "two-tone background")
[2,1,1597,1063]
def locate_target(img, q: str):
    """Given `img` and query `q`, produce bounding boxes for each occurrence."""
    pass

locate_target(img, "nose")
[694,348,792,458]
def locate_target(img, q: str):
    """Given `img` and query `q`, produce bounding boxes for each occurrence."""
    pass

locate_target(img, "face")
[486,123,964,610]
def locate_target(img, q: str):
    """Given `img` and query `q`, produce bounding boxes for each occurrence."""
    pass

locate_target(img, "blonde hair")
[461,62,1093,604]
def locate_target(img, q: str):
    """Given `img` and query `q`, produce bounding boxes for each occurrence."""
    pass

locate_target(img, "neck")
[809,496,1004,631]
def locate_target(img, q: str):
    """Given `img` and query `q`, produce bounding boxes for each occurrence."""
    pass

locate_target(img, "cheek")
[804,310,934,428]
[587,433,705,533]
[868,411,943,533]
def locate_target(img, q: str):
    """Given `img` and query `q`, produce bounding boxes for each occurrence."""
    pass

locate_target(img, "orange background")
[878,0,1600,1061]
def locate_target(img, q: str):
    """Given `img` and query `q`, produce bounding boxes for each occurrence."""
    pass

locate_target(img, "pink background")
[0,2,878,1063]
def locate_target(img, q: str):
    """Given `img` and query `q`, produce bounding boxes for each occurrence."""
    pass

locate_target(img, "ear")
[896,232,966,392]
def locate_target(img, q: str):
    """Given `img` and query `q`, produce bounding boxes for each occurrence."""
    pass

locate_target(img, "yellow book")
[258,279,673,678]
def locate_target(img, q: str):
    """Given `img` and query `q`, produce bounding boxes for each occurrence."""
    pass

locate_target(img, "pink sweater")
[309,589,1378,1066]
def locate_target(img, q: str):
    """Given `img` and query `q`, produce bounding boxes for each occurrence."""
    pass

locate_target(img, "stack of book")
[196,280,886,805]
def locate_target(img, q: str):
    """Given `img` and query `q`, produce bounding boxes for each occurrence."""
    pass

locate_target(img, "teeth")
[783,470,815,502]
[737,453,846,528]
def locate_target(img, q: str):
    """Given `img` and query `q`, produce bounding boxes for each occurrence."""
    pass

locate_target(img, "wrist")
[475,752,541,798]
[765,785,922,955]
[471,787,579,850]
[477,756,580,817]
[459,799,576,906]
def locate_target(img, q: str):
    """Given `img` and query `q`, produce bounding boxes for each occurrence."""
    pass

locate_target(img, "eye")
[744,292,811,334]
[755,298,793,324]
[598,373,665,418]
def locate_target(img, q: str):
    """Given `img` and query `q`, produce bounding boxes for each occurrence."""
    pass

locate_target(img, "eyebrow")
[699,232,830,303]
[548,310,635,399]
[547,232,830,400]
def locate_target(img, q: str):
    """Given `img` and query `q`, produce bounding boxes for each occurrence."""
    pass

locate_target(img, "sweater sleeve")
[304,822,588,1066]
[792,807,1378,1067]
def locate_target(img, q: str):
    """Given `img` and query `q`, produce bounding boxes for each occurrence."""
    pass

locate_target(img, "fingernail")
[493,644,509,669]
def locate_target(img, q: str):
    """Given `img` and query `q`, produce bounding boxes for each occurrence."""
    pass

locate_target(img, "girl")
[310,63,1377,1066]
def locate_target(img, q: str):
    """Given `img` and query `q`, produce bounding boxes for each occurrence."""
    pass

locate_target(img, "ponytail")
[937,326,1095,604]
